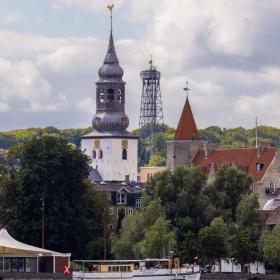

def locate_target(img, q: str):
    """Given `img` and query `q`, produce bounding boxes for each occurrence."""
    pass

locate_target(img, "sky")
[0,0,280,131]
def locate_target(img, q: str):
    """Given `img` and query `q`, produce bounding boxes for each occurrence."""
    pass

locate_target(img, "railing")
[265,188,280,195]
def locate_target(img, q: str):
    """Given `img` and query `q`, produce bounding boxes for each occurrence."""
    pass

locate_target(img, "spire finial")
[149,54,153,69]
[107,4,114,32]
[183,81,190,99]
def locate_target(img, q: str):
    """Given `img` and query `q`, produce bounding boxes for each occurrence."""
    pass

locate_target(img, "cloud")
[234,91,280,127]
[0,10,23,24]
[1,0,280,130]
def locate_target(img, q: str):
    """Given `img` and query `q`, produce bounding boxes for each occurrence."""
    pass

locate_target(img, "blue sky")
[0,0,280,131]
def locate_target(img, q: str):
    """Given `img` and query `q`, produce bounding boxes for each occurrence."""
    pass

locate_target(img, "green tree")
[261,224,280,266]
[0,136,104,259]
[144,166,211,234]
[112,200,176,259]
[205,165,252,221]
[198,217,229,266]
[148,154,166,167]
[139,217,176,258]
[232,231,255,272]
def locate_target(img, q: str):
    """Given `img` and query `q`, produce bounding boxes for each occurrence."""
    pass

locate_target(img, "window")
[107,88,114,102]
[256,162,264,171]
[99,89,105,103]
[122,149,127,160]
[117,208,125,218]
[109,207,114,216]
[117,192,126,204]
[127,208,133,215]
[92,150,96,159]
[135,198,141,208]
[191,133,196,140]
[269,181,276,189]
[117,89,123,103]
[99,149,103,159]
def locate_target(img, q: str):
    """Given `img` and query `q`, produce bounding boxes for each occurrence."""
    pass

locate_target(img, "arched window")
[92,150,96,159]
[117,89,123,103]
[122,149,127,160]
[99,149,103,159]
[99,89,105,103]
[107,88,114,102]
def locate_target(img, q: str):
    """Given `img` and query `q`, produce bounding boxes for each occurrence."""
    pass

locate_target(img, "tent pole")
[53,256,55,273]
[2,257,4,272]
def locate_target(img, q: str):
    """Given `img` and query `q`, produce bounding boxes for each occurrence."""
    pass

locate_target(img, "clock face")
[122,140,128,149]
[94,140,100,149]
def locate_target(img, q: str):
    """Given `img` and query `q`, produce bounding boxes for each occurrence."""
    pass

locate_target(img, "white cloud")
[0,10,23,23]
[1,1,280,130]
[234,91,280,127]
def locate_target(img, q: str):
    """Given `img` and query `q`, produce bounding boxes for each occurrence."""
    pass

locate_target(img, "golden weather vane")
[107,4,114,31]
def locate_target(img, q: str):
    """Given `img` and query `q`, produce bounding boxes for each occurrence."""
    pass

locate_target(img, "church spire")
[174,88,200,140]
[92,5,129,132]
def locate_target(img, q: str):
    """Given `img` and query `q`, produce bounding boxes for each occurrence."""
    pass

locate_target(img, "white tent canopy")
[0,228,69,257]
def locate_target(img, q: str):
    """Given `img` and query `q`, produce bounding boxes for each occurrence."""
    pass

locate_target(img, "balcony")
[265,187,280,195]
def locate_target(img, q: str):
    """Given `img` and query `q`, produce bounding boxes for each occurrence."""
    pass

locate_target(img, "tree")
[0,136,105,259]
[198,217,229,267]
[148,154,166,167]
[111,200,176,259]
[205,165,252,221]
[139,217,176,258]
[144,166,211,235]
[232,231,256,272]
[261,224,280,266]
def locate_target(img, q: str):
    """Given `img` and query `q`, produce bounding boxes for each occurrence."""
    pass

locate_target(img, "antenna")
[149,54,153,69]
[256,116,258,149]
[183,81,190,98]
[107,4,114,32]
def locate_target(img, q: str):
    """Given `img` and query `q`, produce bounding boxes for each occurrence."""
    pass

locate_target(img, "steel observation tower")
[139,58,164,157]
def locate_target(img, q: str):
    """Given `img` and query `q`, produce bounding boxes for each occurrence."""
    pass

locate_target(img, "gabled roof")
[193,147,276,182]
[174,98,200,140]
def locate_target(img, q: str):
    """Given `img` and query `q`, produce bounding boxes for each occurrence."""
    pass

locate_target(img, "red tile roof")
[175,98,200,140]
[193,147,276,182]
[265,206,280,225]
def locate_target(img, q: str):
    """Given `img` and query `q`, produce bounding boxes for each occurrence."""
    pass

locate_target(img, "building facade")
[166,96,279,208]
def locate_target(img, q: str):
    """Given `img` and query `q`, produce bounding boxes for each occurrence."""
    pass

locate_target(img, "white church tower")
[81,6,138,182]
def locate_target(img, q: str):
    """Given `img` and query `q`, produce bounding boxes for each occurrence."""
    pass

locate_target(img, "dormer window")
[117,192,127,204]
[122,149,127,160]
[92,150,96,159]
[107,88,114,102]
[256,162,264,171]
[99,150,103,159]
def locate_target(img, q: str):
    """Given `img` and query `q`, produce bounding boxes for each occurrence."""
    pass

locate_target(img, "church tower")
[166,92,206,171]
[81,6,138,182]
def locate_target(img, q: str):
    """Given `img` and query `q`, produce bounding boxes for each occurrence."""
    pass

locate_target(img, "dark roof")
[175,98,200,140]
[193,147,276,182]
[94,181,143,194]
[89,169,102,182]
[81,130,138,139]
